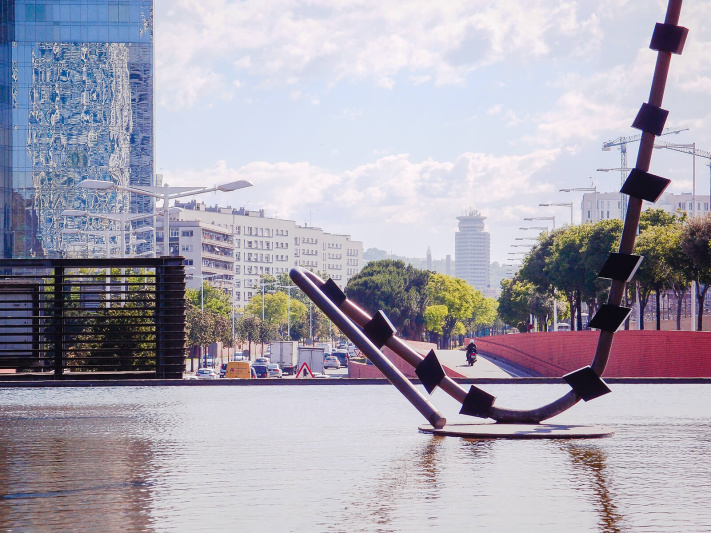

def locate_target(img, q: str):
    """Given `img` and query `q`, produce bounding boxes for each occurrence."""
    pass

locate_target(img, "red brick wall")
[476,331,711,377]
[347,340,465,378]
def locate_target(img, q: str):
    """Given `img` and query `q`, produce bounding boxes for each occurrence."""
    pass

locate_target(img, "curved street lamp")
[524,216,556,230]
[539,202,573,226]
[78,179,253,256]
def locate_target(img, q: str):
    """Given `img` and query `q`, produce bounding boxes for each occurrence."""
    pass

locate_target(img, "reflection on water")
[565,445,624,533]
[0,385,710,532]
[0,404,154,531]
[339,437,447,532]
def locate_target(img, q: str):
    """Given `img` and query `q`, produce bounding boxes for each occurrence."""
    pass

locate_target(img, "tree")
[424,304,447,346]
[427,273,476,347]
[634,226,673,329]
[658,224,691,330]
[345,260,430,339]
[498,278,534,332]
[581,219,623,318]
[546,225,587,330]
[470,294,499,335]
[236,315,261,356]
[634,210,683,329]
[184,281,235,363]
[186,303,215,352]
[680,214,711,331]
[245,291,289,326]
[186,281,232,317]
[639,208,682,232]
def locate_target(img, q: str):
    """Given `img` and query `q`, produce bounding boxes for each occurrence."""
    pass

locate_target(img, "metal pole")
[290,267,446,429]
[690,143,696,331]
[164,186,170,257]
[553,290,558,331]
[287,287,291,339]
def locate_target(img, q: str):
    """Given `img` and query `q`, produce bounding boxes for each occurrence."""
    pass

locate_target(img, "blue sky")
[154,1,711,264]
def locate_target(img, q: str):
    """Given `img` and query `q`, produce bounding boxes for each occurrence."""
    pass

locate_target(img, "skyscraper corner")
[0,0,154,258]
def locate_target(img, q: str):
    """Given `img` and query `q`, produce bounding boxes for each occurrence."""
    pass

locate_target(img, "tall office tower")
[455,210,490,291]
[0,0,154,258]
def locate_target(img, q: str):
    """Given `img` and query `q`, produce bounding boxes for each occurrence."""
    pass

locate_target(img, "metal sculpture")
[290,0,687,431]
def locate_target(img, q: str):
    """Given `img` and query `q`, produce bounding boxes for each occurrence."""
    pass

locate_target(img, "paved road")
[435,349,534,378]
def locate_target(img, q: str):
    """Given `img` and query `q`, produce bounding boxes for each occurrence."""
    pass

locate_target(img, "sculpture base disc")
[418,422,613,439]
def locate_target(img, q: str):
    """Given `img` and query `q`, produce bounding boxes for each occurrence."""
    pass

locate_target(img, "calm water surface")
[0,384,709,532]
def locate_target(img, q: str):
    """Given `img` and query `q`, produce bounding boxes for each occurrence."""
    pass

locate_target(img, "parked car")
[332,350,349,367]
[267,363,283,378]
[323,355,341,369]
[252,364,269,378]
[196,368,218,380]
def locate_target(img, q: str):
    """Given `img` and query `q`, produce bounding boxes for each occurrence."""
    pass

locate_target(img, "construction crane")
[602,125,689,218]
[654,141,711,210]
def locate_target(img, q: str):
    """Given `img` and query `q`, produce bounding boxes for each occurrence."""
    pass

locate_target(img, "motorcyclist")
[465,341,477,365]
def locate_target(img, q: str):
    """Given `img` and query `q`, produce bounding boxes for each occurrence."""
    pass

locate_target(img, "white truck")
[268,341,298,375]
[297,346,325,375]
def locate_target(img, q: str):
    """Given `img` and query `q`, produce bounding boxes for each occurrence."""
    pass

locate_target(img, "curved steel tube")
[294,0,683,425]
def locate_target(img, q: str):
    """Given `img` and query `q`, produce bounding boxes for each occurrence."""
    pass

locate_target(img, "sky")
[153,0,711,265]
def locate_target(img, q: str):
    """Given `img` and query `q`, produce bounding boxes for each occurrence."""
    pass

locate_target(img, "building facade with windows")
[163,200,363,309]
[580,192,711,223]
[1,0,154,258]
[454,210,490,291]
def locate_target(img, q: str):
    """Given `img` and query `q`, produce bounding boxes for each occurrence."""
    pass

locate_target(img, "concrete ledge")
[419,422,614,439]
[0,377,710,387]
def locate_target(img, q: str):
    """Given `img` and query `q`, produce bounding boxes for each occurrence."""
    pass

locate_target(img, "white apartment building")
[580,191,711,223]
[159,201,363,309]
[659,192,711,216]
[580,192,624,223]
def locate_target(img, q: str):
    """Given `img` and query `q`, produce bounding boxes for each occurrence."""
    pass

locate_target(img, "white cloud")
[487,104,503,115]
[162,148,560,255]
[155,0,610,108]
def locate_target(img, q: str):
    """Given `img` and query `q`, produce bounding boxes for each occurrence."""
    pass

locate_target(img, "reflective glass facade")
[0,0,153,258]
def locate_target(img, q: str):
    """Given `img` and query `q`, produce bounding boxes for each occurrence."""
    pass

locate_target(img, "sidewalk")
[435,349,523,378]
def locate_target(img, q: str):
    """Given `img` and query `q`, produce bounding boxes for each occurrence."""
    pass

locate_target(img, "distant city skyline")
[153,2,711,264]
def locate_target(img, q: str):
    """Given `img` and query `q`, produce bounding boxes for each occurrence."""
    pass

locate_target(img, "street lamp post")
[523,216,559,331]
[523,216,556,230]
[597,168,632,220]
[560,186,597,223]
[539,202,573,226]
[79,179,253,256]
[274,284,296,340]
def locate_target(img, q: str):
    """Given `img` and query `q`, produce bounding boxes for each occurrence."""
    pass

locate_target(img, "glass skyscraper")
[0,0,153,258]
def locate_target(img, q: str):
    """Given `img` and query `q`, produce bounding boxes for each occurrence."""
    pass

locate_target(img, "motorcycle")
[466,350,477,366]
